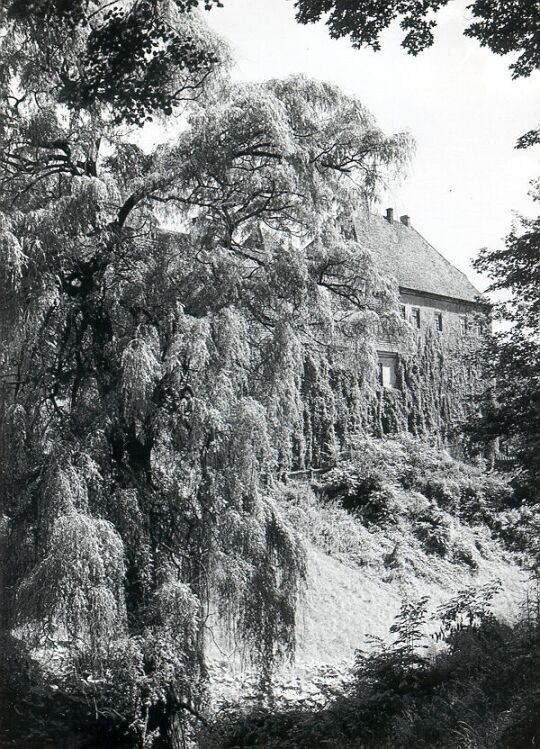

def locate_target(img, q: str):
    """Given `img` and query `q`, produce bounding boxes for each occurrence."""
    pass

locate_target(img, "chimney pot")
[400,215,410,227]
[386,207,394,223]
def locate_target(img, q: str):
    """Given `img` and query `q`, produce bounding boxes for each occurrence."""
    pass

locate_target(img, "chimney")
[386,207,394,223]
[400,215,411,227]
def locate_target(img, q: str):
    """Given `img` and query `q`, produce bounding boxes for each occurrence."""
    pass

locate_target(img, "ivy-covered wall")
[378,337,480,439]
[293,291,489,470]
[377,291,488,443]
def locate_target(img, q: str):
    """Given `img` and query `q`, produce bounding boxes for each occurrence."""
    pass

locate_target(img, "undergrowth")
[281,436,536,569]
[201,580,540,749]
[200,438,540,748]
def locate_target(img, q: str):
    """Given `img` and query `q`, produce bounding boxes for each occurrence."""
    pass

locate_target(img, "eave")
[399,286,491,311]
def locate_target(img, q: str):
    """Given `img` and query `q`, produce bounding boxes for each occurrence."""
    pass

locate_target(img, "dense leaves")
[475,198,540,334]
[2,0,224,125]
[466,188,540,502]
[292,0,540,77]
[464,0,540,79]
[294,0,449,55]
[0,2,412,741]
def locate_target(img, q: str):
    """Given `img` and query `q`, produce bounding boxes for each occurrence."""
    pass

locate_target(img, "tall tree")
[468,189,540,501]
[0,5,411,743]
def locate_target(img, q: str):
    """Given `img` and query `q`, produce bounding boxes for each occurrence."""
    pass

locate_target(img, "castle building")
[354,208,489,439]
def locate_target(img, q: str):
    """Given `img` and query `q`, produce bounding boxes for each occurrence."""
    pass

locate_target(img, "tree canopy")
[468,188,540,501]
[1,0,225,125]
[0,4,412,743]
[292,0,540,79]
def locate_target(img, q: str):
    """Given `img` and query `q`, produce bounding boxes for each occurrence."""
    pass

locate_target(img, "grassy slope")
[296,541,525,669]
[207,436,531,706]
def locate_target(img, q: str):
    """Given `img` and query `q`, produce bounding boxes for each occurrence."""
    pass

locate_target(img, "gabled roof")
[353,211,482,303]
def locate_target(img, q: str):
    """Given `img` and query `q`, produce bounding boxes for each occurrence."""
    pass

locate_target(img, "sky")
[201,0,540,291]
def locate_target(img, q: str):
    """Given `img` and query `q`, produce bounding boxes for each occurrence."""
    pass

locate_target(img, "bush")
[201,584,540,749]
[421,477,461,512]
[318,464,398,526]
[278,484,380,567]
[412,506,453,557]
[451,540,479,569]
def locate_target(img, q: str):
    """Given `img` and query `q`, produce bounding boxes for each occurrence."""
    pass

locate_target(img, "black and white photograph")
[0,1,538,747]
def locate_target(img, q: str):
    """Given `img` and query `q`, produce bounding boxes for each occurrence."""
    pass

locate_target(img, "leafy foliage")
[476,198,540,335]
[467,186,540,502]
[3,0,224,125]
[292,0,540,79]
[0,3,413,740]
[316,435,521,542]
[201,582,540,749]
[464,0,540,79]
[7,0,540,86]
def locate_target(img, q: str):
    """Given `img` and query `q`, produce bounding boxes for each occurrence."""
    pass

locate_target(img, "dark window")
[473,319,485,336]
[435,312,443,332]
[411,307,421,328]
[460,315,468,335]
[400,304,407,320]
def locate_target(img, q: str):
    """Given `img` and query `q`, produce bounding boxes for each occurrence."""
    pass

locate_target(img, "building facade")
[354,208,489,441]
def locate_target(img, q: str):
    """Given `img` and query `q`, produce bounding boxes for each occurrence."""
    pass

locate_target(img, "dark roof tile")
[353,211,482,303]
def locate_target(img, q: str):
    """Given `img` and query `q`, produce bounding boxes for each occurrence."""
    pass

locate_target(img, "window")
[472,318,485,336]
[459,315,468,335]
[411,307,421,328]
[400,304,407,320]
[378,353,397,388]
[434,312,443,332]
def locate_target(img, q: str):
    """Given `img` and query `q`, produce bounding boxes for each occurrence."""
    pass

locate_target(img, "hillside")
[207,436,531,708]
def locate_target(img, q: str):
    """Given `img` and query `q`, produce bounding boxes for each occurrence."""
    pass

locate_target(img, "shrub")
[278,484,380,566]
[201,583,540,749]
[412,505,453,557]
[318,464,398,526]
[451,540,479,570]
[421,477,461,512]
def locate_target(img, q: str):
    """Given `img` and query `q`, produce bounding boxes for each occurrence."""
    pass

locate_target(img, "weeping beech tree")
[0,3,412,745]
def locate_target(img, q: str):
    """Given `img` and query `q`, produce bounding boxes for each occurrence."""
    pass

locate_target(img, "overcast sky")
[203,0,539,291]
